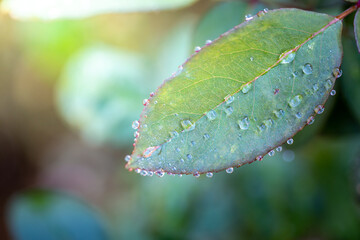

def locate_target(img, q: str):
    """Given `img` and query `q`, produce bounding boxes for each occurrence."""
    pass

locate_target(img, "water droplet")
[191,141,196,146]
[134,131,139,138]
[194,172,200,178]
[132,120,140,129]
[263,8,269,13]
[264,119,273,128]
[206,110,217,120]
[332,67,342,78]
[325,79,333,90]
[268,150,275,156]
[178,174,183,177]
[314,105,324,114]
[180,158,185,163]
[140,170,148,176]
[287,138,294,145]
[274,109,285,118]
[124,155,131,162]
[250,56,254,61]
[150,92,155,97]
[176,147,181,152]
[187,154,193,160]
[174,66,183,77]
[205,39,212,45]
[143,146,159,158]
[143,98,149,106]
[245,14,253,21]
[206,172,213,178]
[170,131,179,138]
[276,146,282,152]
[224,106,233,116]
[225,95,235,104]
[295,112,302,119]
[148,171,154,177]
[194,46,201,52]
[241,83,252,93]
[226,167,234,174]
[257,124,266,132]
[181,120,195,131]
[156,170,165,177]
[203,133,210,139]
[307,116,315,125]
[288,95,303,108]
[330,90,336,96]
[313,83,319,92]
[302,63,313,74]
[256,156,263,161]
[280,52,296,64]
[238,117,250,130]
[135,168,141,174]
[154,100,158,104]
[292,71,299,78]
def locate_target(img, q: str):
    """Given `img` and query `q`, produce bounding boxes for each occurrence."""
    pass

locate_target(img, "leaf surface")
[355,8,360,52]
[127,8,343,176]
[1,0,197,20]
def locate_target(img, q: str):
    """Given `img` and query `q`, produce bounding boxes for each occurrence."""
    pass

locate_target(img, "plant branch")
[336,4,358,20]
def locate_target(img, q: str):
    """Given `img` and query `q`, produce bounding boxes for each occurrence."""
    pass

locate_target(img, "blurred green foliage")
[0,0,360,240]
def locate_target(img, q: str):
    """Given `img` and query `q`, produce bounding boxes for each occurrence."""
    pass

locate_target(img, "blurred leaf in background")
[7,190,109,240]
[1,0,198,20]
[56,44,152,147]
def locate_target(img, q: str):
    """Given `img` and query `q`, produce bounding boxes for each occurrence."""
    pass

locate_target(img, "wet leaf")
[127,9,343,176]
[355,8,360,52]
[1,0,197,20]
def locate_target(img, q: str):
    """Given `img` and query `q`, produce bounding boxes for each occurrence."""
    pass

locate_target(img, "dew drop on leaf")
[245,14,253,21]
[288,95,303,108]
[225,95,235,104]
[132,120,140,129]
[330,90,336,96]
[302,63,313,74]
[180,120,196,131]
[241,83,252,93]
[206,172,213,178]
[224,106,233,116]
[268,150,275,156]
[238,117,250,130]
[226,167,234,174]
[276,146,283,152]
[124,155,131,162]
[287,138,294,145]
[280,52,296,64]
[273,109,285,118]
[314,105,325,114]
[307,116,315,125]
[206,110,217,120]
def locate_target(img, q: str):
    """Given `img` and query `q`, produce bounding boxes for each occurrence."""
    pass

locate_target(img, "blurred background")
[0,0,360,239]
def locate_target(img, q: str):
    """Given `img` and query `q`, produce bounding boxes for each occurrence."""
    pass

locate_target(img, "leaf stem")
[336,4,358,20]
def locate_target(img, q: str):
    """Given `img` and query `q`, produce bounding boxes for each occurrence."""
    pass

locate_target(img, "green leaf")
[355,8,360,53]
[344,0,358,3]
[1,0,197,20]
[193,1,266,48]
[126,9,343,176]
